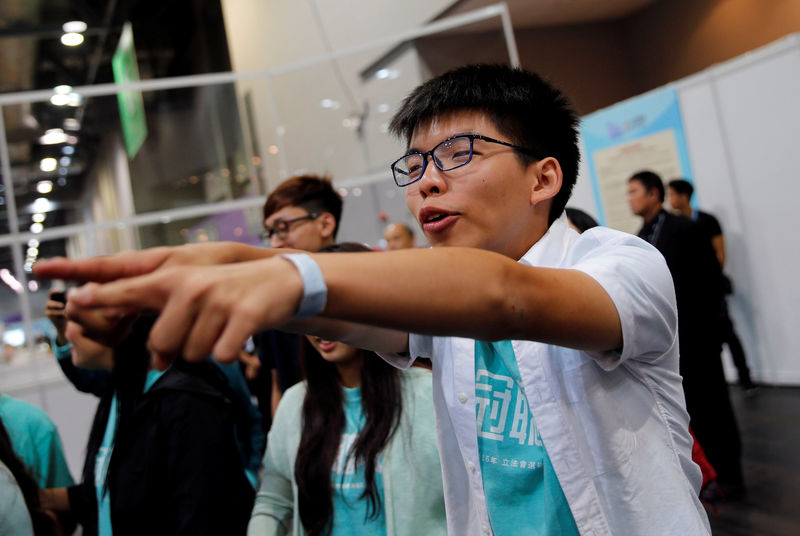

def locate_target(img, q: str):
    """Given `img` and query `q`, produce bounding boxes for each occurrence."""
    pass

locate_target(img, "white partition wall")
[574,34,800,385]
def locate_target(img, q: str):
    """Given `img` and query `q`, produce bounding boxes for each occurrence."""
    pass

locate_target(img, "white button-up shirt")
[383,214,710,535]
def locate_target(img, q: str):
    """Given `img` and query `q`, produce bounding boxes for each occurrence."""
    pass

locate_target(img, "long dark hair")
[0,415,55,535]
[294,243,404,536]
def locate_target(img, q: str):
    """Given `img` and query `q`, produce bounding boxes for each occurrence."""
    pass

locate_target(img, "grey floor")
[707,385,800,536]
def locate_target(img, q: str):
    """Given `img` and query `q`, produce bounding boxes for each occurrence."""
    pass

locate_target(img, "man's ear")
[317,212,337,239]
[529,157,563,207]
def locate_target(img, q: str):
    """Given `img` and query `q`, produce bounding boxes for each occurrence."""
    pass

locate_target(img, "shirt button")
[458,393,468,404]
[467,461,476,473]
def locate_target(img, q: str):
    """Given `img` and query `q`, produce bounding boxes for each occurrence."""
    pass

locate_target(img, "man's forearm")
[311,247,622,352]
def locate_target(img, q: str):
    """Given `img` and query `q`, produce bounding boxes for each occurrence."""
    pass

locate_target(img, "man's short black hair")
[388,64,580,225]
[668,179,694,199]
[629,170,665,202]
[263,174,343,238]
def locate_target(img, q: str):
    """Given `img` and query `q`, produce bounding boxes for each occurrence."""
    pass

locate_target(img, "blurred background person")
[628,170,745,499]
[667,179,756,393]
[1,415,63,535]
[383,222,416,250]
[565,207,599,233]
[252,174,344,427]
[39,316,255,536]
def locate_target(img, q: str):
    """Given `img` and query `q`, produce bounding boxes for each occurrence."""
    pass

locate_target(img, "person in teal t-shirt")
[0,393,74,490]
[249,243,446,536]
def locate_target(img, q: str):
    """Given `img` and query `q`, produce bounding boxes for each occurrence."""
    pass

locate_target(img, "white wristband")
[280,253,328,318]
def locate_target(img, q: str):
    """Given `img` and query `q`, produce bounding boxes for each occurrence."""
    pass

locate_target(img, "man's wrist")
[279,253,327,318]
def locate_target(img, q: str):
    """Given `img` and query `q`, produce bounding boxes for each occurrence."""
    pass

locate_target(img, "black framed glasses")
[261,213,319,241]
[390,134,538,187]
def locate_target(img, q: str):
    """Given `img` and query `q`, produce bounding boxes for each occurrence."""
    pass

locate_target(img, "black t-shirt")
[694,210,723,241]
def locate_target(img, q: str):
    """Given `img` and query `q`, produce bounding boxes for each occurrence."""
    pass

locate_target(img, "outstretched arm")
[37,246,622,364]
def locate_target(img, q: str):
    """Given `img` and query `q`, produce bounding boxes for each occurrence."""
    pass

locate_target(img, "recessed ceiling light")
[39,129,69,145]
[61,32,85,47]
[50,94,70,106]
[40,158,57,172]
[36,180,53,194]
[32,198,54,213]
[62,21,88,33]
[30,222,44,234]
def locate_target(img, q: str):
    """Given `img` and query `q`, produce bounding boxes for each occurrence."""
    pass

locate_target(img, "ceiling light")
[62,145,75,154]
[27,239,39,247]
[32,213,46,223]
[57,177,67,186]
[374,68,399,80]
[36,180,53,194]
[30,222,44,234]
[32,198,54,213]
[50,94,70,106]
[62,21,87,33]
[54,85,72,94]
[28,280,39,292]
[59,157,71,167]
[61,32,85,47]
[27,246,39,256]
[39,129,69,145]
[320,99,340,109]
[63,119,80,131]
[67,93,82,107]
[40,157,57,172]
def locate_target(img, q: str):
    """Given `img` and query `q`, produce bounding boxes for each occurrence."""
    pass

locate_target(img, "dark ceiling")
[0,0,233,268]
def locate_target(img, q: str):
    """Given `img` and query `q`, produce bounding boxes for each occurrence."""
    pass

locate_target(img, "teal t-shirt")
[96,369,165,535]
[474,340,579,536]
[0,394,74,489]
[330,386,387,536]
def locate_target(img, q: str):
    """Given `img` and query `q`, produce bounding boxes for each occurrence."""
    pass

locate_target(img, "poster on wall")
[580,88,693,235]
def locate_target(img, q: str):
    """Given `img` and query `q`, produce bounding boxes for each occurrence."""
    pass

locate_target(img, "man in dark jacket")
[628,170,744,498]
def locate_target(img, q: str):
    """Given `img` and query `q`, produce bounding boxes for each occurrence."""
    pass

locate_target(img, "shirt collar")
[518,212,577,269]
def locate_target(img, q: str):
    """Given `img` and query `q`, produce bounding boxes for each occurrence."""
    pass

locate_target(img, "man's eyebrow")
[406,131,477,154]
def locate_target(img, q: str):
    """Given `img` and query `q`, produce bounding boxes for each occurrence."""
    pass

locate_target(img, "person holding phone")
[45,288,112,397]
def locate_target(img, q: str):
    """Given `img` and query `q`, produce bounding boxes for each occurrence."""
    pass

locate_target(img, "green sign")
[112,22,147,159]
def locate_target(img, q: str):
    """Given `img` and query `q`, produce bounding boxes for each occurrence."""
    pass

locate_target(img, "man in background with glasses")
[37,64,709,535]
[250,175,342,428]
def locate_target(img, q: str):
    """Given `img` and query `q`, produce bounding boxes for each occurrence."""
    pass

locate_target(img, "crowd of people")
[0,63,752,535]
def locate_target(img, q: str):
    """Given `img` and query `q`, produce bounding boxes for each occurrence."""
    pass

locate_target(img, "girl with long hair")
[249,244,445,536]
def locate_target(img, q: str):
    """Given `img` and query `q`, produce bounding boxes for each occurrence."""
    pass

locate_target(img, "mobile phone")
[51,291,67,304]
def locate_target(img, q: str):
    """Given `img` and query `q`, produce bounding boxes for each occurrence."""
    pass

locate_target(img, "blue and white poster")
[580,88,693,234]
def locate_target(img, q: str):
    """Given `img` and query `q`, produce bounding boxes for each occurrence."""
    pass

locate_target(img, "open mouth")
[425,213,449,223]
